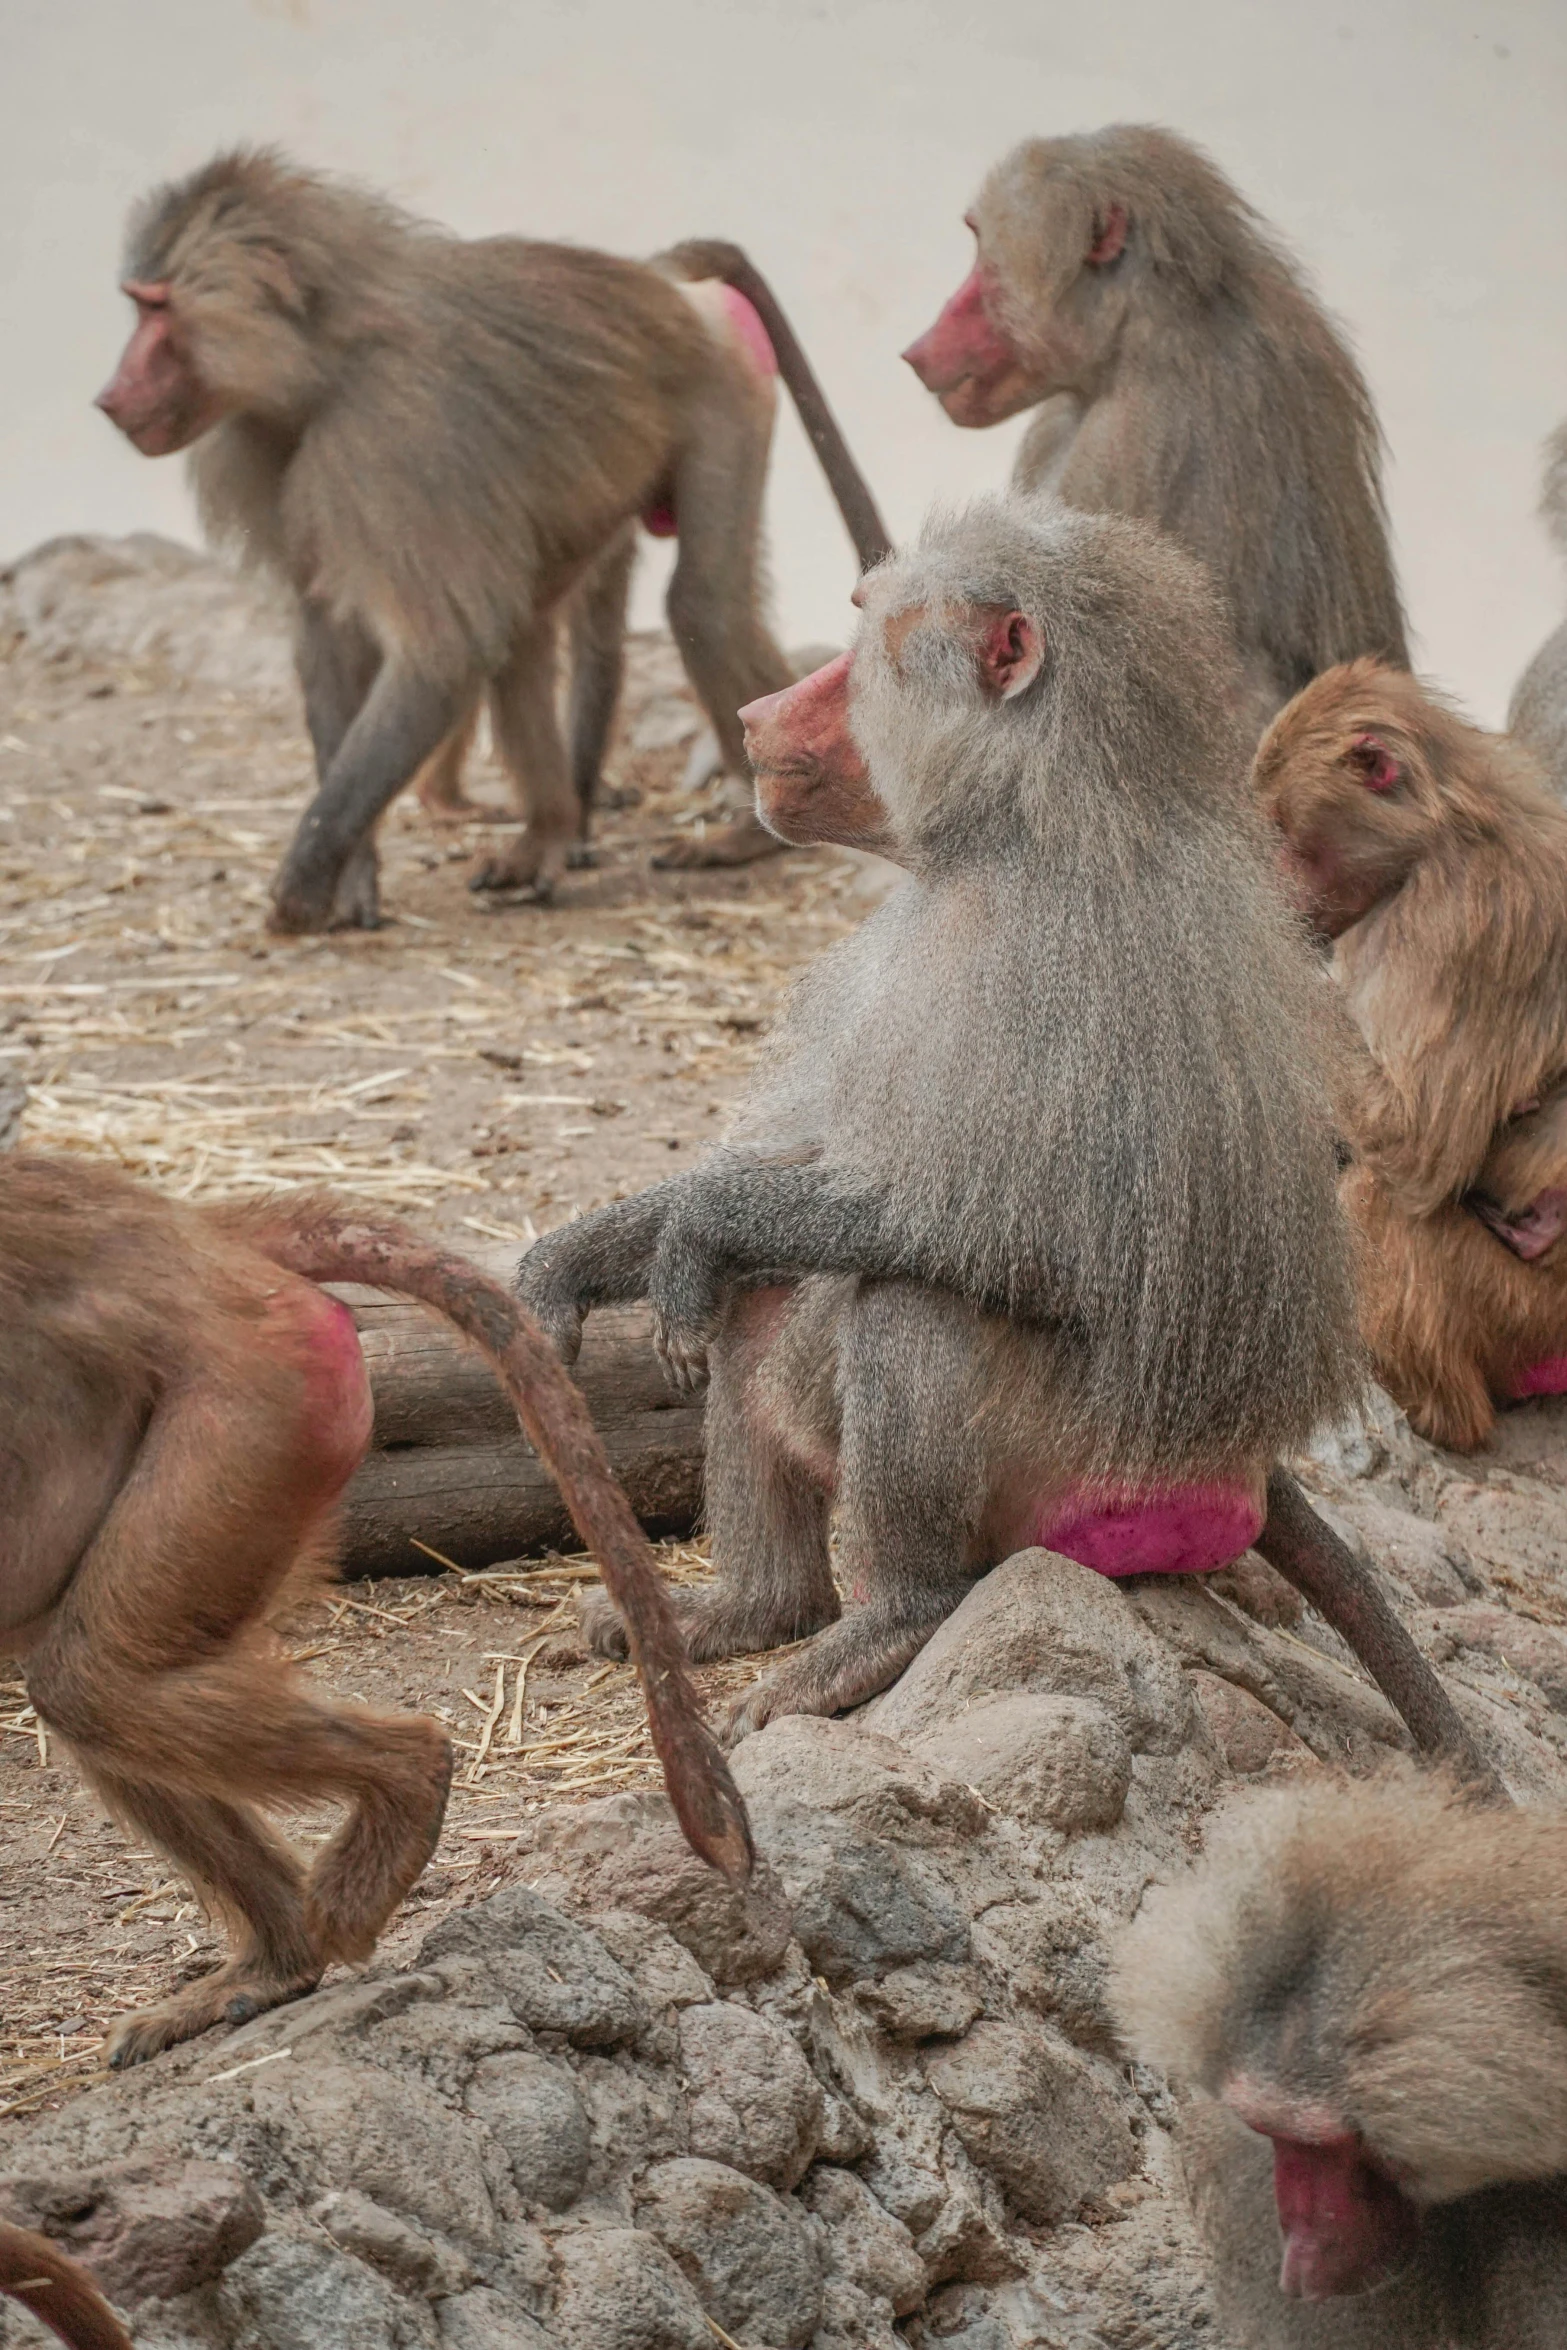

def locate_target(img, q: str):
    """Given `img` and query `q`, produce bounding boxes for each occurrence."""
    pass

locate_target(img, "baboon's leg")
[580,1284,839,1664]
[415,698,485,822]
[652,381,795,871]
[566,527,637,866]
[473,614,576,899]
[724,1283,986,1738]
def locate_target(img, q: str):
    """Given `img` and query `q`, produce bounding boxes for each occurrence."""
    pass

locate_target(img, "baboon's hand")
[514,1254,586,1366]
[652,1300,714,1394]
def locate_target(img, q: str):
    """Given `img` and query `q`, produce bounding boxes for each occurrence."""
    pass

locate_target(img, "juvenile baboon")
[1111,1772,1567,2346]
[96,152,889,925]
[1254,659,1567,1449]
[1509,418,1567,798]
[2,1157,750,2066]
[517,498,1482,1762]
[902,126,1408,731]
[0,2222,131,2350]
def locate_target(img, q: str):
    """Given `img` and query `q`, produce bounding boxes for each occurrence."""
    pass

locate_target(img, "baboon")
[0,2222,131,2350]
[1509,418,1567,799]
[2,1156,749,2067]
[1111,1772,1567,2346]
[902,125,1408,732]
[516,498,1483,1771]
[96,153,890,926]
[1254,659,1567,1450]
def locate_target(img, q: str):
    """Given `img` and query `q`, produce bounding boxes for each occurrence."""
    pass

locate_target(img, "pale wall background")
[3,0,1564,723]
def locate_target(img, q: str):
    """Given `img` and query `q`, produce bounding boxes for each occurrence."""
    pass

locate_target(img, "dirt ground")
[0,599,886,2125]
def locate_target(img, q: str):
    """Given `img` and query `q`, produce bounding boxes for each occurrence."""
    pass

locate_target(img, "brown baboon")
[0,2221,132,2350]
[1111,1773,1567,2346]
[1509,418,1567,799]
[96,152,889,926]
[902,125,1408,732]
[516,497,1482,1771]
[2,1157,749,2067]
[1254,659,1567,1450]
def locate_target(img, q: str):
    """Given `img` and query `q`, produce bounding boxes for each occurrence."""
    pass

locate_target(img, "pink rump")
[718,284,777,378]
[1034,1482,1265,1579]
[1511,1355,1567,1399]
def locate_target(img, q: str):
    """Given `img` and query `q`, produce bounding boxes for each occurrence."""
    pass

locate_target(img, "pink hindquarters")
[1512,1355,1567,1399]
[268,1284,375,1504]
[717,284,777,379]
[1035,1483,1265,1579]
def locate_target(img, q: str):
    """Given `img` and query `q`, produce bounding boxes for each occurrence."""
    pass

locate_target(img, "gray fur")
[975,125,1409,720]
[1508,420,1567,800]
[519,498,1362,1732]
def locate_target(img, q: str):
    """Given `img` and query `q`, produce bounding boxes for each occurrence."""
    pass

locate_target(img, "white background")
[3,0,1563,722]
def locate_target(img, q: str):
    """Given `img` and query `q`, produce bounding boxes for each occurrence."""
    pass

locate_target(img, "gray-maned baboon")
[515,497,1486,1759]
[96,152,889,927]
[2,1157,750,2068]
[1254,659,1567,1451]
[1111,1773,1567,2346]
[1509,419,1567,799]
[902,126,1408,734]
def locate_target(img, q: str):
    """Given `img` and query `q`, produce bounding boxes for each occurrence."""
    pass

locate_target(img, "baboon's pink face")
[739,655,896,855]
[901,251,1037,428]
[97,284,226,455]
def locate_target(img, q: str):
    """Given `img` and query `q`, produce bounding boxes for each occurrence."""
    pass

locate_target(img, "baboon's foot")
[651,815,794,870]
[106,1955,322,2070]
[418,790,492,825]
[722,1610,948,1744]
[565,842,600,871]
[652,1302,714,1394]
[579,1580,835,1667]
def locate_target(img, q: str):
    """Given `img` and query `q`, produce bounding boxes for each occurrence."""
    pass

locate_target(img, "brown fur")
[101,151,880,924]
[2,1155,748,2068]
[911,125,1407,731]
[0,2222,133,2350]
[1253,659,1567,1449]
[1112,1773,1567,2345]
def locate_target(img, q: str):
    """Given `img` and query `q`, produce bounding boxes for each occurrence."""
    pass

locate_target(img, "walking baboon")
[96,152,889,925]
[1112,1772,1567,2346]
[1509,419,1567,799]
[1254,659,1567,1449]
[902,126,1408,732]
[2,1157,750,2067]
[516,498,1488,1760]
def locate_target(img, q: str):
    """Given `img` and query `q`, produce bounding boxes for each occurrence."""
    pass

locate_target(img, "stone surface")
[800,2164,927,2317]
[1189,1669,1308,1774]
[584,1826,794,1987]
[548,2226,711,2350]
[0,2156,263,2306]
[905,1693,1134,1832]
[464,2052,593,2211]
[638,2156,822,2348]
[924,2021,1140,2226]
[748,1797,970,1982]
[420,1888,643,2047]
[678,2001,822,2190]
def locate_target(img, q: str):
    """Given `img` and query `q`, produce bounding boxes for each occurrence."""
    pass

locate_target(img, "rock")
[969,1896,1119,2056]
[420,1886,643,2046]
[591,1912,716,2012]
[679,2001,823,2190]
[637,2157,823,2348]
[800,2165,927,2316]
[576,2051,691,2186]
[465,2051,592,2211]
[314,2189,475,2296]
[548,2221,720,2350]
[1435,1606,1567,1714]
[586,1825,794,1986]
[855,1962,985,2043]
[868,1552,1195,1757]
[923,2021,1139,2226]
[1321,1496,1483,1606]
[211,2234,427,2350]
[0,534,295,704]
[1188,1669,1310,1775]
[1437,1478,1567,1584]
[749,1797,969,1982]
[729,1714,987,1840]
[1301,1384,1418,1482]
[439,2286,553,2348]
[1205,1552,1304,1629]
[904,1694,1133,1833]
[0,2154,263,2305]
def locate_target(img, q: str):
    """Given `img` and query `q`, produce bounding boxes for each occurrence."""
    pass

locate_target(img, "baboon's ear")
[973,606,1044,700]
[1346,733,1401,793]
[1087,203,1129,266]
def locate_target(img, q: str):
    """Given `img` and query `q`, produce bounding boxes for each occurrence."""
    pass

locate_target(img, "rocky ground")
[2,537,1567,2348]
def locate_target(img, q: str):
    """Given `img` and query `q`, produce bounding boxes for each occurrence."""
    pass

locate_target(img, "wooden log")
[333,1264,705,1577]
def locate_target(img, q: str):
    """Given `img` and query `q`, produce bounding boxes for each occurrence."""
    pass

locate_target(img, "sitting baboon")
[1112,1772,1567,2346]
[517,498,1481,1768]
